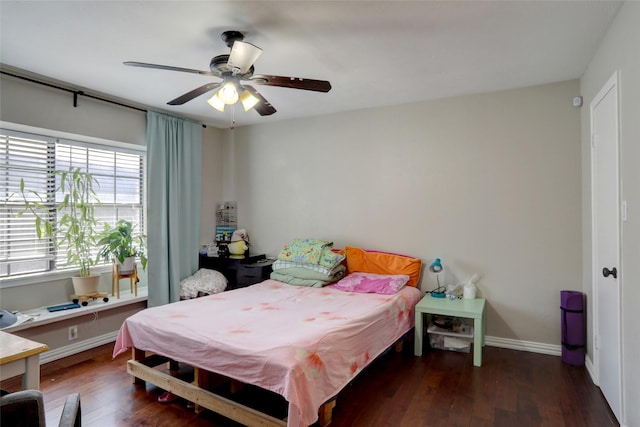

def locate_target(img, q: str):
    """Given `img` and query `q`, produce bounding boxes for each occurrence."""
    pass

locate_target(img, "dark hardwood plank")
[1,342,618,426]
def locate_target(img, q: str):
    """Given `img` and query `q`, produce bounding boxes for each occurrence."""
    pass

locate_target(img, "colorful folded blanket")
[277,238,343,268]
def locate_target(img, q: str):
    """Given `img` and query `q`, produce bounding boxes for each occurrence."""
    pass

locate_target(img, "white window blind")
[0,128,145,279]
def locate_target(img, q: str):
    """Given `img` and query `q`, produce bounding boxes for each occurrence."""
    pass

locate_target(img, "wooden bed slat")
[128,360,287,427]
[318,399,336,427]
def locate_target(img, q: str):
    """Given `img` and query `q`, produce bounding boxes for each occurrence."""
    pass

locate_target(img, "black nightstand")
[237,259,274,287]
[199,253,267,289]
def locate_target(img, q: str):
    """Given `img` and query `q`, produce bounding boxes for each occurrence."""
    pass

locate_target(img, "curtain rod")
[0,70,206,128]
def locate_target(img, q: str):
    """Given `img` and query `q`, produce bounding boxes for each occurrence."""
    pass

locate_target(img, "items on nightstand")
[428,258,446,298]
[445,283,463,299]
[428,318,474,353]
[463,273,480,299]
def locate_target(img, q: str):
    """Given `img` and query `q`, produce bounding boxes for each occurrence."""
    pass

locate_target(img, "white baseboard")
[585,354,597,384]
[39,331,119,365]
[485,335,561,356]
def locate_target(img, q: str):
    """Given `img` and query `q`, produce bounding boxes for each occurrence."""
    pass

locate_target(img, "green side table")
[414,295,486,367]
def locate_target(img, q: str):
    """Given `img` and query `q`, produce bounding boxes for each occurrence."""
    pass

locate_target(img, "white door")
[591,72,622,423]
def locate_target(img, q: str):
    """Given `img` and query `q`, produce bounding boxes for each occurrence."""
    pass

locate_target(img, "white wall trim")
[486,335,561,356]
[39,331,119,365]
[585,354,598,385]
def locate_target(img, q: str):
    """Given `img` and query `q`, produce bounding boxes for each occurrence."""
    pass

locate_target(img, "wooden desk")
[414,296,486,367]
[0,331,48,389]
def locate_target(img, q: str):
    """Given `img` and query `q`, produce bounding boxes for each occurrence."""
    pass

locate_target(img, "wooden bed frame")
[128,347,334,427]
[127,340,405,426]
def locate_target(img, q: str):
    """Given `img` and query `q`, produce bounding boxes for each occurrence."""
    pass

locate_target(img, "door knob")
[602,267,617,279]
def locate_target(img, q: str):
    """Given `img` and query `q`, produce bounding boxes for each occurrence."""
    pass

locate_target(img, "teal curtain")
[146,111,202,306]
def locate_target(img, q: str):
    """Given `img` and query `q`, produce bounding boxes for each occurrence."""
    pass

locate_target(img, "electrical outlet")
[68,325,78,341]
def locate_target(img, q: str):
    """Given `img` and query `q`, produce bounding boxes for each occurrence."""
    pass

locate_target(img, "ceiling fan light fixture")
[207,93,226,112]
[125,30,331,117]
[228,41,263,74]
[218,81,239,104]
[239,89,260,111]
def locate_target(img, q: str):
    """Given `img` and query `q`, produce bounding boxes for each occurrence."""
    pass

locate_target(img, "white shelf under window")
[1,286,147,333]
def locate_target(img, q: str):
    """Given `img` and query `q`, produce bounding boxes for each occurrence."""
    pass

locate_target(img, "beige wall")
[223,80,582,347]
[11,302,146,357]
[0,69,147,145]
[200,126,225,246]
[580,2,640,425]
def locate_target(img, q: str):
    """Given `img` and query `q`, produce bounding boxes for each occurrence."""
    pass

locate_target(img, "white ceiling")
[0,1,621,129]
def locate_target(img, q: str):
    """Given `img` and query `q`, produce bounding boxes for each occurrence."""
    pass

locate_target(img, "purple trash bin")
[561,290,585,366]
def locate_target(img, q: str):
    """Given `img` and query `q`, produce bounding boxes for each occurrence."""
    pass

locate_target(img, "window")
[0,128,146,279]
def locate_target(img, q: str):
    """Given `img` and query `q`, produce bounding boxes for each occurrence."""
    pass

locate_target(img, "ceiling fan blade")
[249,75,331,92]
[123,61,220,77]
[167,82,221,105]
[228,41,263,74]
[243,85,276,116]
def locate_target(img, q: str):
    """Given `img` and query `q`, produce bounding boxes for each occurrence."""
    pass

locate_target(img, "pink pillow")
[330,272,410,295]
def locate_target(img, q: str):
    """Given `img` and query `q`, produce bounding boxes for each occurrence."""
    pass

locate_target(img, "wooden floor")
[1,342,618,427]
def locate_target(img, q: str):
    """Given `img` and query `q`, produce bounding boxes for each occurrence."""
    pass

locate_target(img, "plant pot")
[72,275,101,295]
[117,256,136,275]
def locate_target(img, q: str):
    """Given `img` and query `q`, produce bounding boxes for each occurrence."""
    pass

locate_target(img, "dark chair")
[0,389,81,427]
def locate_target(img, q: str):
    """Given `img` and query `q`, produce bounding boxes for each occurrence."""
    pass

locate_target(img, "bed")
[113,246,423,427]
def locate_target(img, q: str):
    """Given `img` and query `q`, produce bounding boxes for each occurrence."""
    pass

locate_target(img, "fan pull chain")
[230,104,236,129]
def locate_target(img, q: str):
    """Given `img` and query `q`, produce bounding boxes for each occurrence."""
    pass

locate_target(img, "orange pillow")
[345,246,422,287]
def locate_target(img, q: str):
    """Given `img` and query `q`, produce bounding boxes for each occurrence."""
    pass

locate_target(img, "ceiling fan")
[124,30,332,116]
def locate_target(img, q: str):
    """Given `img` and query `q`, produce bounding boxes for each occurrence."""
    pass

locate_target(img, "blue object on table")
[47,303,81,312]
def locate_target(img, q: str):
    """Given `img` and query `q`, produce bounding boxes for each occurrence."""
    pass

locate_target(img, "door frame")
[589,70,623,421]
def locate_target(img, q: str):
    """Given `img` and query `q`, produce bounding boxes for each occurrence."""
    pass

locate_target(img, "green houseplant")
[97,220,147,273]
[17,167,102,294]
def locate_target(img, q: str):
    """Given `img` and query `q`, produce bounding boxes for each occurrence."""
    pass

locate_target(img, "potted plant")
[97,220,147,274]
[17,167,102,295]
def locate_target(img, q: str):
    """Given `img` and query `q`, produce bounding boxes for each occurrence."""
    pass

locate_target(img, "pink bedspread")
[114,279,422,427]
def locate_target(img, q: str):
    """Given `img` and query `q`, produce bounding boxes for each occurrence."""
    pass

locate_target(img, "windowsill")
[1,286,147,333]
[0,264,113,289]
